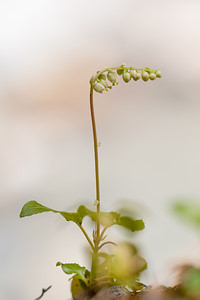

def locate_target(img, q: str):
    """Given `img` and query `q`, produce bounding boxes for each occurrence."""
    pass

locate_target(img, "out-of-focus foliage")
[94,242,147,292]
[182,268,200,297]
[20,200,146,294]
[172,200,200,227]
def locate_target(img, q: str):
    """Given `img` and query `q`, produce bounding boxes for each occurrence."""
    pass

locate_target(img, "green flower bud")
[155,70,162,78]
[122,72,131,83]
[136,72,141,80]
[149,72,156,80]
[107,71,117,83]
[117,68,124,75]
[130,69,140,81]
[94,82,105,93]
[98,73,106,80]
[99,79,108,89]
[141,71,149,81]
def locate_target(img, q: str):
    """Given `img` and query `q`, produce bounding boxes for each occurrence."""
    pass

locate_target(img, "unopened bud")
[149,72,156,80]
[130,70,140,81]
[117,68,124,75]
[98,73,106,80]
[107,71,117,83]
[122,72,131,83]
[94,82,105,93]
[100,79,108,89]
[141,71,149,81]
[155,70,162,78]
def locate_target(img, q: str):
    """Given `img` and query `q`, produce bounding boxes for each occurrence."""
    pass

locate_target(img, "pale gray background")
[1,0,200,299]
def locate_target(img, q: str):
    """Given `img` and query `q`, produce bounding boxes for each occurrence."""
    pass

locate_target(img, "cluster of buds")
[91,64,162,93]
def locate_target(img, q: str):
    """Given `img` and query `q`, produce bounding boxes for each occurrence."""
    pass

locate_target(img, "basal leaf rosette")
[90,64,162,94]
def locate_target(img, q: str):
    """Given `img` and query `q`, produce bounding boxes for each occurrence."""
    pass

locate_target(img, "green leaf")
[172,201,200,227]
[77,205,144,230]
[99,212,120,226]
[20,200,56,216]
[20,200,83,224]
[56,262,90,284]
[115,216,145,232]
[71,278,88,299]
[77,205,120,226]
[77,205,96,221]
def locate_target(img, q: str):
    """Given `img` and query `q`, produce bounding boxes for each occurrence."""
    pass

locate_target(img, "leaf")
[77,205,96,221]
[99,212,120,227]
[20,200,55,216]
[115,216,145,232]
[20,201,144,232]
[78,205,144,230]
[20,200,83,225]
[71,278,88,299]
[172,201,200,227]
[56,262,90,284]
[77,205,120,226]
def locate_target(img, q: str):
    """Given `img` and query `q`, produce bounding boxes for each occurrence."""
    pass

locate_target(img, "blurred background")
[1,0,200,299]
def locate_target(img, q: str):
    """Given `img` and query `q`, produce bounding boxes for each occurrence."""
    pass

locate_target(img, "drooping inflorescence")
[90,64,162,93]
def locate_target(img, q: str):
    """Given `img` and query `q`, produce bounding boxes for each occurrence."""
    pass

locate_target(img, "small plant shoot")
[20,64,162,298]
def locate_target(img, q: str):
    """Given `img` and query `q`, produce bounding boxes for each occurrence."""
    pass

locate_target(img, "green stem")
[90,86,100,240]
[77,224,94,250]
[96,225,110,245]
[90,82,102,286]
[90,246,98,287]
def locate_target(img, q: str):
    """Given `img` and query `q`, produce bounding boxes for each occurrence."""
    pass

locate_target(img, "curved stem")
[90,86,100,240]
[98,241,117,250]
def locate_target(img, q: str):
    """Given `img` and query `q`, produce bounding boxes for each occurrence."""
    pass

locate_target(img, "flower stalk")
[89,64,161,284]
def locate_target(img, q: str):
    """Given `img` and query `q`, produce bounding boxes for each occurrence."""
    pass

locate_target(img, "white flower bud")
[141,71,149,81]
[100,79,108,89]
[107,71,117,83]
[149,72,156,80]
[130,70,140,81]
[94,82,105,93]
[155,70,162,78]
[122,72,131,83]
